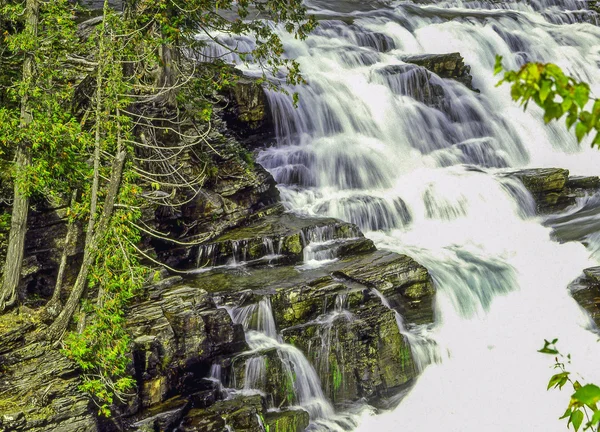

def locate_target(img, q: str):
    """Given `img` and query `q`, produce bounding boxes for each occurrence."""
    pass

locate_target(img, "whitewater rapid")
[203,0,600,430]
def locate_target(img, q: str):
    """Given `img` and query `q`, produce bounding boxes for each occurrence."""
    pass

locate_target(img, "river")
[207,1,600,430]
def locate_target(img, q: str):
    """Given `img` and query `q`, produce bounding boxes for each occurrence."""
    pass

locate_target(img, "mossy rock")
[282,302,416,405]
[264,408,310,432]
[230,348,296,408]
[180,395,264,432]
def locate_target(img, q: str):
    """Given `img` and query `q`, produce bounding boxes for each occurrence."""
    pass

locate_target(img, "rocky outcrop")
[192,212,373,267]
[504,168,600,214]
[127,278,246,409]
[0,339,96,432]
[193,244,434,409]
[334,251,435,325]
[570,267,600,327]
[403,52,476,91]
[282,299,416,405]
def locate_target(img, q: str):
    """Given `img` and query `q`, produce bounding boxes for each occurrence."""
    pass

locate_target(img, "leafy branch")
[540,339,600,431]
[495,56,600,146]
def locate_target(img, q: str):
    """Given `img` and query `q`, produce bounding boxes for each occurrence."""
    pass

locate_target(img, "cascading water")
[229,0,600,430]
[201,0,600,430]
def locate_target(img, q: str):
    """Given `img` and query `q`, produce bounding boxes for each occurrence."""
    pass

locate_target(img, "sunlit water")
[201,0,600,430]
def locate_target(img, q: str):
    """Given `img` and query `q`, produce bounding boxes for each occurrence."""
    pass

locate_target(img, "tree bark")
[45,151,127,341]
[0,0,39,312]
[43,190,79,319]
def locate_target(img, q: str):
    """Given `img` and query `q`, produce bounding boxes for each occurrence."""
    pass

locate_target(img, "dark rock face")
[221,76,276,148]
[504,168,575,214]
[127,280,246,409]
[570,267,600,327]
[403,52,476,91]
[0,341,97,432]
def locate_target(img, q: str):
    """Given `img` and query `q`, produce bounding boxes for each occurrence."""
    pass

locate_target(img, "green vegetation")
[0,0,315,417]
[540,340,600,432]
[495,56,600,146]
[498,59,600,431]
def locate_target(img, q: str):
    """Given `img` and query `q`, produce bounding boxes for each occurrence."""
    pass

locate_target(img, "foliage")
[495,56,600,146]
[1,0,315,418]
[0,0,89,198]
[539,340,600,431]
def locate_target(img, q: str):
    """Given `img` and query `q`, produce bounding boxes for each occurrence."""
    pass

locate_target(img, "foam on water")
[202,0,600,429]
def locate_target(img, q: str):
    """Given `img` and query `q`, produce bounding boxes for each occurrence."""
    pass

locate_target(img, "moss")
[282,234,303,255]
[331,357,342,392]
[264,409,310,432]
[403,282,434,300]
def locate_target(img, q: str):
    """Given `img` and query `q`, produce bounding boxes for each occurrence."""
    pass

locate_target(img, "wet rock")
[570,267,600,327]
[271,277,351,328]
[192,213,364,267]
[282,300,416,404]
[504,168,575,214]
[403,52,476,90]
[264,408,310,432]
[229,347,296,409]
[128,284,246,408]
[374,63,447,109]
[179,395,264,432]
[334,251,435,325]
[128,396,190,432]
[566,175,600,190]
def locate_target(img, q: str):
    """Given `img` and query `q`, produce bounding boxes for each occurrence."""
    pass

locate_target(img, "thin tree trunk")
[159,43,179,105]
[0,0,39,312]
[43,190,78,319]
[46,151,126,341]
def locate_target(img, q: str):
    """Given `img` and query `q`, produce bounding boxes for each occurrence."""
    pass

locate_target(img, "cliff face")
[0,78,438,432]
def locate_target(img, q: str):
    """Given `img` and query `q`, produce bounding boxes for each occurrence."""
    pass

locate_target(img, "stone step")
[192,213,373,267]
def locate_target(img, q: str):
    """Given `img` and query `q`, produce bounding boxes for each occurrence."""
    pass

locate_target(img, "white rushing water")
[204,0,600,430]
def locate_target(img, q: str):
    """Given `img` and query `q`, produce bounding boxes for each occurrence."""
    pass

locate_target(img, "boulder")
[179,395,264,432]
[127,283,246,408]
[333,251,435,325]
[403,52,476,90]
[570,267,600,327]
[503,168,575,214]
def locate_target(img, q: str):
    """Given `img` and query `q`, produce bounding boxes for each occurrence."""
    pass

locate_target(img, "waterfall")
[256,0,600,430]
[203,0,600,430]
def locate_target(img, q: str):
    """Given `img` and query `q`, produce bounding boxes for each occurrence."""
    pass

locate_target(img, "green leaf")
[494,55,504,76]
[574,84,590,109]
[560,407,572,420]
[539,80,552,103]
[566,112,578,130]
[548,372,570,390]
[570,409,584,432]
[573,384,600,406]
[575,122,588,143]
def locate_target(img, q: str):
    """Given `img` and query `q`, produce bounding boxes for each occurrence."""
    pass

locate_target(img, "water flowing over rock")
[402,52,476,91]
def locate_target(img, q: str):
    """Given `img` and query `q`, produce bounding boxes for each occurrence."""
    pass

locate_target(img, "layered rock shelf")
[503,168,600,214]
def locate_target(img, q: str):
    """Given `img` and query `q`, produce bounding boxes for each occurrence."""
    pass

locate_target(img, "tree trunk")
[43,190,78,319]
[159,43,179,106]
[0,0,39,312]
[45,151,126,341]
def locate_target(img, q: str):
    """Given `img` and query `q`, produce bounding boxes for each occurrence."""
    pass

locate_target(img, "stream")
[204,0,600,430]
